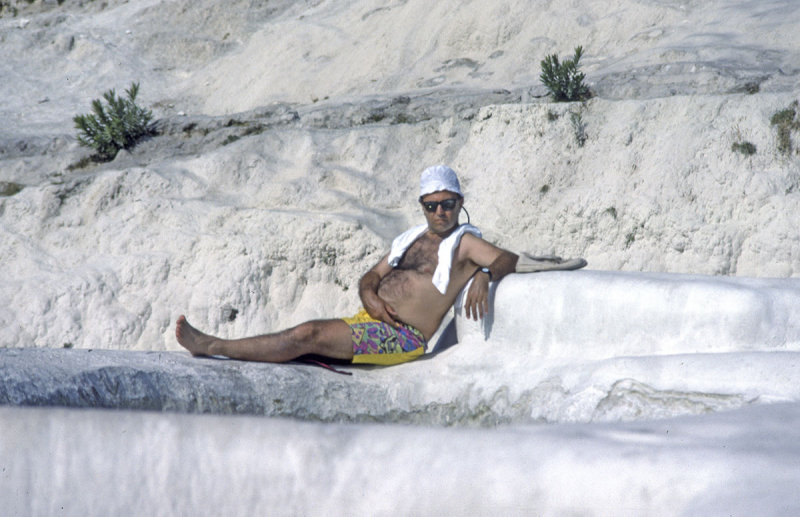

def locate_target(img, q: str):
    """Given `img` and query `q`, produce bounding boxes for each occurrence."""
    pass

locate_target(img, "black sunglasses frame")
[420,198,460,213]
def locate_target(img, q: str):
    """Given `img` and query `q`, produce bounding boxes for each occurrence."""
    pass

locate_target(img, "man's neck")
[427,222,461,240]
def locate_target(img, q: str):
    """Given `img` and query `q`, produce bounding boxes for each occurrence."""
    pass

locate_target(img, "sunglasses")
[421,198,460,213]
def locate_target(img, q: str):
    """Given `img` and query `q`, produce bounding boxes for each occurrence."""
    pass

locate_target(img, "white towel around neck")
[387,223,482,294]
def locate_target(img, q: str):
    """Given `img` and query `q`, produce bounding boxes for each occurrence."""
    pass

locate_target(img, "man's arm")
[358,254,399,326]
[480,249,519,282]
[458,234,519,320]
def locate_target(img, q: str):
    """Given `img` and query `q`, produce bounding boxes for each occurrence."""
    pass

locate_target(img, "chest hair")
[397,234,440,274]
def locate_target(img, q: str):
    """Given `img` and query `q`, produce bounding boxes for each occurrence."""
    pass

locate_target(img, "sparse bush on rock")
[770,101,800,155]
[73,82,155,161]
[540,46,591,102]
[731,141,757,156]
[0,181,23,197]
[570,111,587,147]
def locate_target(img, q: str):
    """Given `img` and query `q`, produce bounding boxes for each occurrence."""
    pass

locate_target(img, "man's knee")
[289,320,352,358]
[287,322,321,347]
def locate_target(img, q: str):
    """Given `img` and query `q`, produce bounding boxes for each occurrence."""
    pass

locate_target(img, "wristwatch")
[479,266,492,281]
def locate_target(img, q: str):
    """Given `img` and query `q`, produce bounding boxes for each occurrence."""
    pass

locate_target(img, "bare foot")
[175,315,219,357]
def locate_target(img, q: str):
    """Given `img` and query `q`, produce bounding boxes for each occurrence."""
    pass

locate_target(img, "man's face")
[420,190,462,235]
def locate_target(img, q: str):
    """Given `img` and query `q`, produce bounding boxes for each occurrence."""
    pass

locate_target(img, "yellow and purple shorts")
[342,309,427,365]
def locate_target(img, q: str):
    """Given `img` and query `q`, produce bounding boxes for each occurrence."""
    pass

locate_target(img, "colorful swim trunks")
[342,309,427,365]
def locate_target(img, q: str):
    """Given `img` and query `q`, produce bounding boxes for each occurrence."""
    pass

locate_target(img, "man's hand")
[464,271,490,320]
[363,290,399,327]
[358,266,399,327]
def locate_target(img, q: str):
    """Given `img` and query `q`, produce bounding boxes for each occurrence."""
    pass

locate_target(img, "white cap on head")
[419,165,463,198]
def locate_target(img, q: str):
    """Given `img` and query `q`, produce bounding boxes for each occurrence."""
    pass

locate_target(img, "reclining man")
[176,165,519,366]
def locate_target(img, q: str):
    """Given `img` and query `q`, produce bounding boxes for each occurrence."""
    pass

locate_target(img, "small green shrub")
[731,141,757,156]
[743,82,760,95]
[73,82,155,161]
[242,123,266,136]
[540,46,591,102]
[221,134,241,146]
[770,101,800,155]
[570,111,587,147]
[66,156,94,171]
[0,181,23,197]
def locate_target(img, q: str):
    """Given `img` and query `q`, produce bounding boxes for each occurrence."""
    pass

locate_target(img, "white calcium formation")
[2,0,800,514]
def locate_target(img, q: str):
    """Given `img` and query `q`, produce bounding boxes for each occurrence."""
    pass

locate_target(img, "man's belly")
[378,269,454,339]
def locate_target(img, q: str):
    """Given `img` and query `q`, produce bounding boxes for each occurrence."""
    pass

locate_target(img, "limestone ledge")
[4,271,800,425]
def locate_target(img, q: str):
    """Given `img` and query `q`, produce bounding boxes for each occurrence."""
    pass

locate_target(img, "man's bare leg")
[175,315,354,363]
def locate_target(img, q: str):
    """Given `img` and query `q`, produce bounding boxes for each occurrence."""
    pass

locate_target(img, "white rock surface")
[3,0,800,512]
[3,404,800,516]
[7,266,800,424]
[457,271,800,359]
[2,0,799,351]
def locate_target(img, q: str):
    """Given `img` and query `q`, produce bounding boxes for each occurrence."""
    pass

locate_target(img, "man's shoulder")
[453,228,487,261]
[455,227,512,265]
[459,230,484,242]
[454,223,482,241]
[457,229,487,248]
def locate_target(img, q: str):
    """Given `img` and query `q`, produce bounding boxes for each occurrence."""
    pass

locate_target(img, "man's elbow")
[359,270,381,291]
[506,252,519,277]
[507,251,519,268]
[490,251,518,280]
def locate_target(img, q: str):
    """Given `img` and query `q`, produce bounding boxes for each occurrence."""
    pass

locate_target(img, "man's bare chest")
[397,235,440,275]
